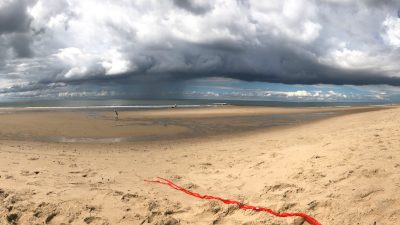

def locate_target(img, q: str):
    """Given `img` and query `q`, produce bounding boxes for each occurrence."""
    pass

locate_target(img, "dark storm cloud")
[114,42,400,87]
[0,0,32,34]
[0,0,35,61]
[8,33,33,58]
[172,0,213,15]
[2,0,400,97]
[364,0,399,8]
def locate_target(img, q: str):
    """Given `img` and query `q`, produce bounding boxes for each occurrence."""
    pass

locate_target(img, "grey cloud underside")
[0,0,35,60]
[48,42,400,87]
[2,0,400,96]
[8,33,33,58]
[0,0,32,34]
[172,0,213,15]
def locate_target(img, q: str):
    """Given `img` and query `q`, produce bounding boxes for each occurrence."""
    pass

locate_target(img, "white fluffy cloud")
[382,16,400,48]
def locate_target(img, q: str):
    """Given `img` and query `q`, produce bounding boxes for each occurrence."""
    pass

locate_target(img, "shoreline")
[0,105,391,144]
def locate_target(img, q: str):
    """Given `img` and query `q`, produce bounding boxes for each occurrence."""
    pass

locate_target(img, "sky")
[1,0,400,102]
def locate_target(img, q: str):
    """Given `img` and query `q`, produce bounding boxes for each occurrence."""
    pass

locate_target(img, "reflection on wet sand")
[0,106,387,143]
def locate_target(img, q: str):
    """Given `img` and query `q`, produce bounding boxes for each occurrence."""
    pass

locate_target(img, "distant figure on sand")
[171,104,177,108]
[114,109,119,120]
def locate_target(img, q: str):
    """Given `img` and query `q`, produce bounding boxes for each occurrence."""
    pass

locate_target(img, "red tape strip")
[145,177,322,225]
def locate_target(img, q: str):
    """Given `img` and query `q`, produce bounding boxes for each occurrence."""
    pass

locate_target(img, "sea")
[0,98,394,109]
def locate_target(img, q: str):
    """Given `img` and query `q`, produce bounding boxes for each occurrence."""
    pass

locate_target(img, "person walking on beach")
[114,109,119,121]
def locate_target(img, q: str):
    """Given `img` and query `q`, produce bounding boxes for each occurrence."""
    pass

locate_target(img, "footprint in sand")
[357,188,383,200]
[69,169,97,178]
[20,170,40,176]
[83,216,109,225]
[28,157,39,161]
[262,183,304,201]
[121,193,139,203]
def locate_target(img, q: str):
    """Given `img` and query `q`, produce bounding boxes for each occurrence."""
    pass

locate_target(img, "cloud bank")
[1,0,400,97]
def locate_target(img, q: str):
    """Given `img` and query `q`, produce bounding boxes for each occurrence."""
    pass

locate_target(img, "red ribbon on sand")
[145,177,322,225]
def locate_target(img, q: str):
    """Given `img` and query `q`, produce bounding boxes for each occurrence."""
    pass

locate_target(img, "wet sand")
[0,105,385,143]
[0,105,399,225]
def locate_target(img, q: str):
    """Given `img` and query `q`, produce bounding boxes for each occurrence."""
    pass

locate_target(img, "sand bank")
[0,106,399,224]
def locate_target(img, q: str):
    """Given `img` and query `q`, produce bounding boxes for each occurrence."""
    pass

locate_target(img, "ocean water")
[0,98,392,109]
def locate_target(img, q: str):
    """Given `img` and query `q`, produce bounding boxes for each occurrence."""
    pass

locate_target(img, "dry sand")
[0,106,399,225]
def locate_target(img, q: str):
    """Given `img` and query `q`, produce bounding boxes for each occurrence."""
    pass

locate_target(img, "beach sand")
[0,106,399,224]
